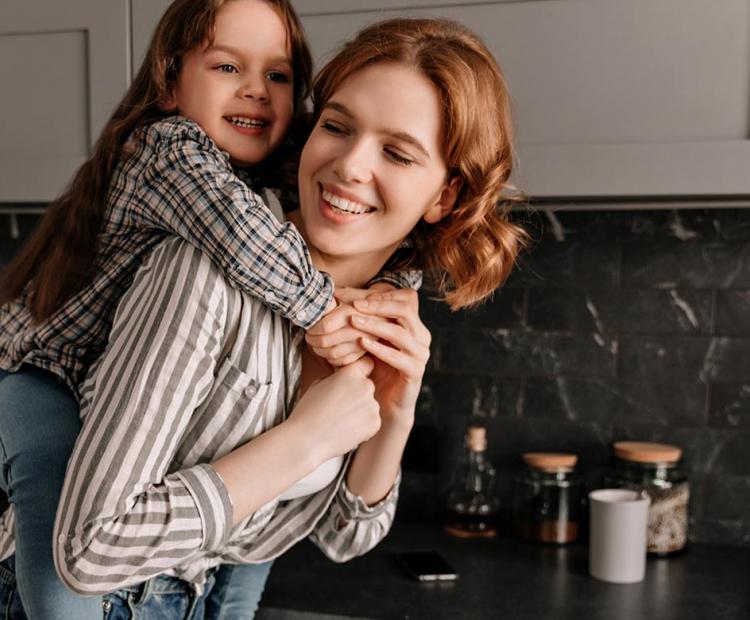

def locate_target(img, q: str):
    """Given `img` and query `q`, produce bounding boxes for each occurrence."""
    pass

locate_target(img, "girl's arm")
[131,118,333,329]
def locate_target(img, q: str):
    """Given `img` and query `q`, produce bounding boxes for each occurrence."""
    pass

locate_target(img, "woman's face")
[295,62,460,285]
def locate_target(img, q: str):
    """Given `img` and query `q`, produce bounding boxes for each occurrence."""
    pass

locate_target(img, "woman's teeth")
[226,116,267,128]
[322,189,373,215]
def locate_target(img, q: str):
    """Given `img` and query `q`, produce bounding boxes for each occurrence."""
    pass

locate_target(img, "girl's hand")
[287,356,381,463]
[305,284,397,367]
[348,289,430,431]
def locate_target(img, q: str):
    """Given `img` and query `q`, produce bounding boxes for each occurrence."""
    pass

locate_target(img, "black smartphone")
[397,551,459,582]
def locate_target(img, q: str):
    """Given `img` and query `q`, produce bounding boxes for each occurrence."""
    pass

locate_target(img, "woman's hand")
[305,284,397,366]
[287,356,381,463]
[348,289,430,431]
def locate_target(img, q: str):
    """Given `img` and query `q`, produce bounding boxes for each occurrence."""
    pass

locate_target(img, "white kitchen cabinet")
[0,0,129,202]
[3,0,749,205]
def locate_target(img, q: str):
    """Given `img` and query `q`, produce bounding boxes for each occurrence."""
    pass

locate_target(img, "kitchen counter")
[257,520,750,620]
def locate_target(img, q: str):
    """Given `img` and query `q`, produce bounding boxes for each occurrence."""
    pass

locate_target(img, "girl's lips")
[224,117,268,136]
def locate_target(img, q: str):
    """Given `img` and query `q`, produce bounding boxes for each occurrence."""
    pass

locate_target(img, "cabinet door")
[297,0,750,202]
[0,0,128,202]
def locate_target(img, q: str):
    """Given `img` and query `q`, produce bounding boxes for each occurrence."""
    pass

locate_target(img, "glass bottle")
[512,453,582,544]
[444,426,499,538]
[604,441,690,556]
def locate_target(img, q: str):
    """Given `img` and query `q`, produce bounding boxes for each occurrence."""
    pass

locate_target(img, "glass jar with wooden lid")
[604,441,689,555]
[512,452,583,544]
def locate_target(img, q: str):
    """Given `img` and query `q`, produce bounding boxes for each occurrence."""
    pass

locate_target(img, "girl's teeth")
[227,116,266,128]
[322,189,372,214]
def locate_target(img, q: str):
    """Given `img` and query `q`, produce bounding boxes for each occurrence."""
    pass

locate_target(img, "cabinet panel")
[298,0,750,200]
[0,0,128,202]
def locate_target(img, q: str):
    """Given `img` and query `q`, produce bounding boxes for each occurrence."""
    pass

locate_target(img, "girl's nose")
[333,142,374,184]
[239,76,269,103]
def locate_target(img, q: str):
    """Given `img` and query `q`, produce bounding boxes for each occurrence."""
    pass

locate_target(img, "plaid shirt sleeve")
[130,119,333,329]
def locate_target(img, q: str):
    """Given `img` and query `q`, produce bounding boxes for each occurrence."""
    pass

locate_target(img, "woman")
[53,17,527,617]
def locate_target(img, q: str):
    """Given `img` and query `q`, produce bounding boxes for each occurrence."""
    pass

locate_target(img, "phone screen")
[398,551,459,582]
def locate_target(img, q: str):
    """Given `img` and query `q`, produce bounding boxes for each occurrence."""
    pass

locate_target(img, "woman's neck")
[285,210,388,288]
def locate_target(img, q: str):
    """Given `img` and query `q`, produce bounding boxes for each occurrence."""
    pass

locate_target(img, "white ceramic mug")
[589,488,651,584]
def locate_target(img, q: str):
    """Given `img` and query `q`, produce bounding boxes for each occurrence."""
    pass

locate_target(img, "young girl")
[0,1,413,617]
[49,16,527,619]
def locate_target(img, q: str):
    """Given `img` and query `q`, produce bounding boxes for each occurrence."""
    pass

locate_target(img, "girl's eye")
[385,149,415,166]
[267,71,291,84]
[320,121,347,136]
[217,64,238,74]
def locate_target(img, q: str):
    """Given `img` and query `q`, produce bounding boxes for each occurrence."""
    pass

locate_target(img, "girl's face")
[295,62,461,286]
[166,0,294,167]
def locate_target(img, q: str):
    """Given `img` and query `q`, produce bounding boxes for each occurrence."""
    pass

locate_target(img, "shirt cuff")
[174,464,233,551]
[336,469,401,522]
[368,270,423,291]
[286,270,335,329]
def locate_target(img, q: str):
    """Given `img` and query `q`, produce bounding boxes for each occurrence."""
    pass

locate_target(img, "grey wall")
[2,207,749,547]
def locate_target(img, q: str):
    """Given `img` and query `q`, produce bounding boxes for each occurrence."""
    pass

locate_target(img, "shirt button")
[57,534,65,544]
[244,384,258,398]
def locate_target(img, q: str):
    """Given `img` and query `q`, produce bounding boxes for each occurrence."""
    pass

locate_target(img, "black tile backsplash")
[416,209,750,548]
[2,208,749,547]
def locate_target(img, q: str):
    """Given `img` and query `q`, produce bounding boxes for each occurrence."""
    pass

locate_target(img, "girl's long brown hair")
[0,0,312,321]
[312,18,528,310]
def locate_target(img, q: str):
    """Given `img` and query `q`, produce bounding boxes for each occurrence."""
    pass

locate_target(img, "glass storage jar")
[512,453,582,544]
[604,441,689,556]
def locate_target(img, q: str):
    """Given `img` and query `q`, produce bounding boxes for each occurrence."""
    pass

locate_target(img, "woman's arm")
[54,238,382,595]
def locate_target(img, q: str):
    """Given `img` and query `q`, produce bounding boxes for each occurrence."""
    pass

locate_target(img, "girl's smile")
[164,0,294,167]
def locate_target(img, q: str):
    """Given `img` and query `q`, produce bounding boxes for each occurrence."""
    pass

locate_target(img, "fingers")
[334,287,373,305]
[350,314,429,363]
[310,341,367,367]
[360,336,425,379]
[307,303,355,336]
[352,293,430,347]
[345,354,375,377]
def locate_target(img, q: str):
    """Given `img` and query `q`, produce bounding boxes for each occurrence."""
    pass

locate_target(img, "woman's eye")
[385,149,415,166]
[320,121,347,136]
[267,71,291,84]
[217,64,238,74]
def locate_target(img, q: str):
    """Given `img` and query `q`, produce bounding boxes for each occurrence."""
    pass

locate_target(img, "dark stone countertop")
[258,520,750,620]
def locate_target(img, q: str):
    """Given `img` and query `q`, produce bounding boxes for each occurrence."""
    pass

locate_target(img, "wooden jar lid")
[613,441,682,463]
[466,426,487,452]
[522,452,578,471]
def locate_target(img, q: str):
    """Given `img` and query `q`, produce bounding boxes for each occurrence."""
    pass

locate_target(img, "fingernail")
[352,315,366,325]
[362,337,374,346]
[355,299,369,308]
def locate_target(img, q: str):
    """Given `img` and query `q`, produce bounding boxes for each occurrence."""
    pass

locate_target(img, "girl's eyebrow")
[323,101,431,160]
[206,44,291,68]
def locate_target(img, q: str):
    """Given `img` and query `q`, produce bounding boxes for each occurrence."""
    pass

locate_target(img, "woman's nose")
[333,142,373,184]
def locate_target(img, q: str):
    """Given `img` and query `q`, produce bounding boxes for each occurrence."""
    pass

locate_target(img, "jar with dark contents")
[604,441,689,556]
[512,453,582,544]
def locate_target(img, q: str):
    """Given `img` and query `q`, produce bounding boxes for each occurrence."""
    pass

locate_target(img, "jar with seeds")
[604,441,689,556]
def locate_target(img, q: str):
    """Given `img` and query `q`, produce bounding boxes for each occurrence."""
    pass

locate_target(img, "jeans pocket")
[0,559,26,620]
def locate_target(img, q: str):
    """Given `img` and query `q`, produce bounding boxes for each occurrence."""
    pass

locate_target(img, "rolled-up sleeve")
[53,238,234,595]
[130,119,333,328]
[309,470,400,563]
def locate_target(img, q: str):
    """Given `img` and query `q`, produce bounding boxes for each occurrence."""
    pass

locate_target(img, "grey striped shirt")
[8,237,397,594]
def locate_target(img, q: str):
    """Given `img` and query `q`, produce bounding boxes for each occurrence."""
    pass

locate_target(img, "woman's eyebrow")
[323,101,431,160]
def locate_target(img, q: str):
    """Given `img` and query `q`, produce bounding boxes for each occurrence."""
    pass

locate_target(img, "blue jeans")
[0,366,100,619]
[100,562,273,620]
[0,367,272,619]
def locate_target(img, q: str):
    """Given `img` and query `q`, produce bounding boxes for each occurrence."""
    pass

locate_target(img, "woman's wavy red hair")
[312,18,528,309]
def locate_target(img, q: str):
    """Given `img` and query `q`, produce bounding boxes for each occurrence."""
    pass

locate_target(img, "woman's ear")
[423,176,463,224]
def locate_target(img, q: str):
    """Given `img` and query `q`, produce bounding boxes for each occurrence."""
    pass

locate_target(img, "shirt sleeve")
[308,469,400,563]
[130,119,333,329]
[53,238,235,595]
